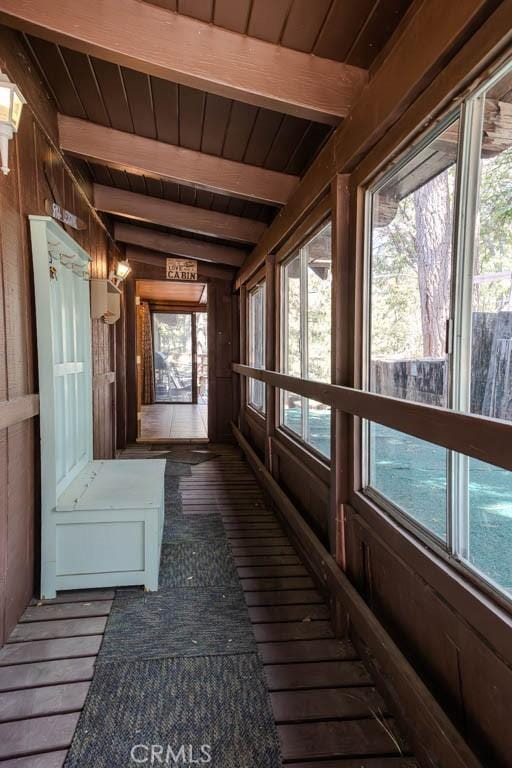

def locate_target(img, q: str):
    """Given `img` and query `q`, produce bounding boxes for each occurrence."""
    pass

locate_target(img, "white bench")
[30,216,165,599]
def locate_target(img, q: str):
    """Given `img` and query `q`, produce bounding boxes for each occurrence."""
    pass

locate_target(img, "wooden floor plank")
[0,750,68,767]
[234,555,301,567]
[227,527,284,535]
[29,590,114,606]
[8,618,107,643]
[258,639,358,664]
[21,601,113,622]
[241,577,315,591]
[271,686,386,723]
[265,661,372,691]
[0,658,95,692]
[245,590,325,606]
[231,545,296,556]
[248,604,329,623]
[237,565,307,578]
[0,713,80,760]
[0,682,90,722]
[253,621,334,642]
[0,636,102,666]
[278,719,403,761]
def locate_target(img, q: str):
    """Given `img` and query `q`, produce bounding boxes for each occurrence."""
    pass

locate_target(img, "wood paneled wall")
[0,28,117,644]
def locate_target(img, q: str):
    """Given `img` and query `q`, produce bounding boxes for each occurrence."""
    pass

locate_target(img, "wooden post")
[191,312,198,405]
[115,287,127,451]
[265,254,276,473]
[124,276,138,444]
[239,285,247,435]
[330,174,351,566]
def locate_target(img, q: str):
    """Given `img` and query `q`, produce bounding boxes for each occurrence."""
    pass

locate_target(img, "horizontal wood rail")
[92,371,116,388]
[232,422,482,768]
[233,363,512,473]
[0,394,39,430]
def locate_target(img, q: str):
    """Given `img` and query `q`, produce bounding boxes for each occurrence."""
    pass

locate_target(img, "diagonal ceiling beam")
[0,0,368,124]
[94,185,266,245]
[58,115,297,206]
[114,222,246,268]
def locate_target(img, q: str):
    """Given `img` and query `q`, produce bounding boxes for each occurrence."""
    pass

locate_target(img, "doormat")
[164,514,226,542]
[159,541,238,588]
[97,586,256,663]
[152,446,220,464]
[65,654,282,768]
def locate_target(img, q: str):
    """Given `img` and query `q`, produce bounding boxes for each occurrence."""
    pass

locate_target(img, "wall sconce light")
[0,69,25,175]
[115,260,131,281]
[108,259,131,288]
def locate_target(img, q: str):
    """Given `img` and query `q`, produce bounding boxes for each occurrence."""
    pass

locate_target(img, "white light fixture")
[115,260,131,280]
[109,259,132,287]
[0,69,25,175]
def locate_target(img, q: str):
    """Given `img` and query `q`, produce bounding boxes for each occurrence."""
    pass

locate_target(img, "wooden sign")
[45,200,86,231]
[166,258,198,281]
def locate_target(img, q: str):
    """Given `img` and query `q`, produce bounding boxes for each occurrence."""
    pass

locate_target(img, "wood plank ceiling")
[136,279,207,304]
[20,0,414,263]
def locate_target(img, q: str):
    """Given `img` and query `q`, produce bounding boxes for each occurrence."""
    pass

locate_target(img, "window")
[248,282,266,413]
[452,65,512,593]
[366,116,460,540]
[364,60,512,597]
[281,222,332,458]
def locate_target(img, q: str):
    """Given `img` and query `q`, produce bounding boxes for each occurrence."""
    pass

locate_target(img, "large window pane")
[248,282,266,413]
[369,424,447,539]
[457,68,512,593]
[280,223,332,458]
[467,458,512,594]
[366,117,461,540]
[305,225,332,381]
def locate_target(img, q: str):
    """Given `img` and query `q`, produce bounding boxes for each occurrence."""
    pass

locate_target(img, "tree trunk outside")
[414,172,452,358]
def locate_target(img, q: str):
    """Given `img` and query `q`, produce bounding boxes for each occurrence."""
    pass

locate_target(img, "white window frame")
[247,281,266,414]
[279,221,332,459]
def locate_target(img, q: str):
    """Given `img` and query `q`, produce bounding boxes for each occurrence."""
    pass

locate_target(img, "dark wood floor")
[182,446,418,766]
[0,589,113,766]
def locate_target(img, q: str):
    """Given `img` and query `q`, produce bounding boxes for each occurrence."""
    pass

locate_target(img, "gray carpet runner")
[65,456,282,768]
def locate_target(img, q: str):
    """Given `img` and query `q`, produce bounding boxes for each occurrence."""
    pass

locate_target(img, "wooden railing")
[0,394,39,430]
[233,363,512,472]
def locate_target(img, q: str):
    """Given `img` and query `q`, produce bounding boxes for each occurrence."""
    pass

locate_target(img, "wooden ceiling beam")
[114,222,246,268]
[127,246,235,281]
[0,0,368,124]
[237,0,507,285]
[58,115,298,206]
[94,184,265,245]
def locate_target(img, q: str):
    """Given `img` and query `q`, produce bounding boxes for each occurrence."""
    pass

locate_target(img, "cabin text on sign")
[166,258,198,281]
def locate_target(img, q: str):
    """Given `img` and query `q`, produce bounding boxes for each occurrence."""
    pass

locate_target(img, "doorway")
[136,280,208,442]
